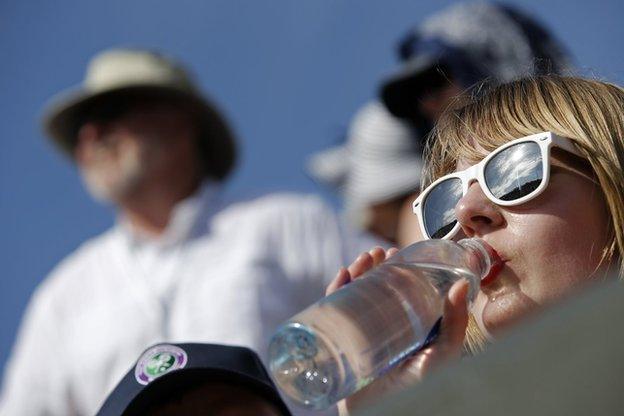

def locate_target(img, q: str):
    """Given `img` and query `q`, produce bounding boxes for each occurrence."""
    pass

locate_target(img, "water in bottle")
[268,238,499,409]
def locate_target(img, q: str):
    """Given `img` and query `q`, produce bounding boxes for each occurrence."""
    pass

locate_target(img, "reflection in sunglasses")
[486,143,542,201]
[431,221,457,239]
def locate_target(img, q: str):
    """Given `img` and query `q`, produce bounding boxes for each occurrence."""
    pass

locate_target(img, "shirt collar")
[117,180,221,248]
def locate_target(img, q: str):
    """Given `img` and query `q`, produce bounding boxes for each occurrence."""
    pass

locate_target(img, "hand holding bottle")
[326,246,471,415]
[269,239,497,411]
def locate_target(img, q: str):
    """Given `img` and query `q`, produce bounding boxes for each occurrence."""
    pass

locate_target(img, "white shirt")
[0,183,381,416]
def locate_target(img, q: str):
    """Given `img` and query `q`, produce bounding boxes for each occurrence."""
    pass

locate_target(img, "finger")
[385,247,400,259]
[347,252,374,280]
[368,246,386,267]
[439,279,470,348]
[326,267,351,295]
[386,281,470,383]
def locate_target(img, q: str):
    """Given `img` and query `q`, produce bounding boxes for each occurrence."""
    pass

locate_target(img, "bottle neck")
[458,238,493,280]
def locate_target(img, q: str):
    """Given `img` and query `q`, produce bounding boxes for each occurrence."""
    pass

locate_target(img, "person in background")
[329,75,624,414]
[310,2,575,251]
[96,343,292,416]
[381,1,575,137]
[307,102,423,247]
[0,48,380,416]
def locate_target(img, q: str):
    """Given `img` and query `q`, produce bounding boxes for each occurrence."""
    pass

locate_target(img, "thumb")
[438,279,470,348]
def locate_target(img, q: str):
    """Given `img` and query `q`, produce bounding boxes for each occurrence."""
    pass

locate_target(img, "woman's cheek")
[471,293,493,340]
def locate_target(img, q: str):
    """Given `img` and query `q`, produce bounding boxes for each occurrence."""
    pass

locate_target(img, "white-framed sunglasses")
[412,131,585,240]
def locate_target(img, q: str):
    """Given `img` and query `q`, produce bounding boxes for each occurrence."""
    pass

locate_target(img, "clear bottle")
[268,238,498,410]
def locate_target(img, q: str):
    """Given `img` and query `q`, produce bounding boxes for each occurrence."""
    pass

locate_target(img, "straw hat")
[41,48,237,180]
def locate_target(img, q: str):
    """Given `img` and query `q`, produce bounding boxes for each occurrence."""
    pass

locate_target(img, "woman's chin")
[480,290,538,336]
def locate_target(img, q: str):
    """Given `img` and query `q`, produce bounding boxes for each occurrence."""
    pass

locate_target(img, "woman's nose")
[455,181,505,238]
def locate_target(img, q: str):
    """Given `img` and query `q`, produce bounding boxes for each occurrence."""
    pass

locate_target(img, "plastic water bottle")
[268,238,499,410]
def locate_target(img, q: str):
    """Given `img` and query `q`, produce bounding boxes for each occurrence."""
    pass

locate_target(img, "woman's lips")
[481,261,505,287]
[479,244,507,287]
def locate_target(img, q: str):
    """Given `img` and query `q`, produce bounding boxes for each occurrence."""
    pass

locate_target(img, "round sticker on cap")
[135,344,188,385]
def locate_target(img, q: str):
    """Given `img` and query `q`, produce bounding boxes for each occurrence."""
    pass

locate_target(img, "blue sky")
[1,0,622,374]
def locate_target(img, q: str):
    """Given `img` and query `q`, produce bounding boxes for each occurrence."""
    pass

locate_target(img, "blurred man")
[0,49,378,415]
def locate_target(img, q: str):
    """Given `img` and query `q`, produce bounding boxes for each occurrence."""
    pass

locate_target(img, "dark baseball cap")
[96,343,292,416]
[380,2,574,119]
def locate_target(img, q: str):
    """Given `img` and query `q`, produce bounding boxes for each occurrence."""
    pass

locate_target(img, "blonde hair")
[424,75,624,353]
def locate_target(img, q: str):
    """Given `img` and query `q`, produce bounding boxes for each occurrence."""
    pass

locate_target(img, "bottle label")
[378,316,443,377]
[422,316,442,348]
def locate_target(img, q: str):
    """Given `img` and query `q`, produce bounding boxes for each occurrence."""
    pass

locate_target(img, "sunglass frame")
[412,131,583,240]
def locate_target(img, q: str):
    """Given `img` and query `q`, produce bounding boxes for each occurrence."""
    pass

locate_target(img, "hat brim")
[345,154,422,206]
[41,84,237,181]
[380,54,450,119]
[308,148,422,205]
[305,145,349,192]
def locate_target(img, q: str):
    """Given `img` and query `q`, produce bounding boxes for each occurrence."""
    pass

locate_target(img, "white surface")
[0,182,380,416]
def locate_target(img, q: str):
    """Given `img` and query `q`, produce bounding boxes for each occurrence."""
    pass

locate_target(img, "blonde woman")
[327,75,624,413]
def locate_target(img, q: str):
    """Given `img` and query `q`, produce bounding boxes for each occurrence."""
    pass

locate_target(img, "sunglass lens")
[485,142,543,201]
[423,177,462,238]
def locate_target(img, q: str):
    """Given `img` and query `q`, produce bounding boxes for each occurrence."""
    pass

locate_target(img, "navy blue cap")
[380,2,574,120]
[96,343,292,416]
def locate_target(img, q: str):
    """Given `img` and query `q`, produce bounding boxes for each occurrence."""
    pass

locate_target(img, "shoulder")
[32,229,117,312]
[214,192,336,224]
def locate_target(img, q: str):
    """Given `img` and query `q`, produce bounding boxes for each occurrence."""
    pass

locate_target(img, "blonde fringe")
[463,314,489,355]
